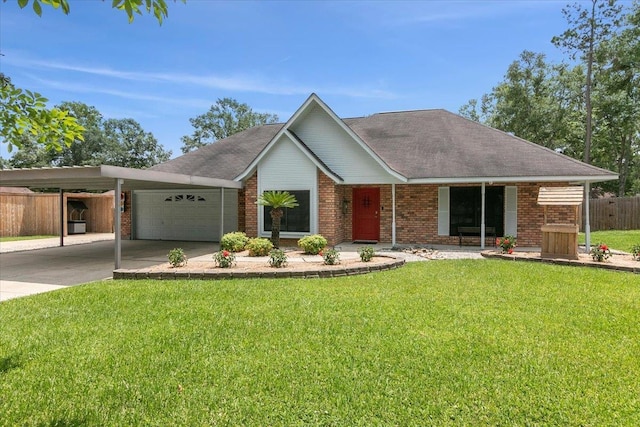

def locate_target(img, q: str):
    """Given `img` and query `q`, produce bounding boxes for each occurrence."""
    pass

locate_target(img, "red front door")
[352,188,380,242]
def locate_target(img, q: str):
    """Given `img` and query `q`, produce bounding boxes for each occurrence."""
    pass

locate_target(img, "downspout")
[59,189,64,247]
[115,179,122,270]
[480,182,486,250]
[391,184,396,247]
[220,188,225,241]
[584,181,591,254]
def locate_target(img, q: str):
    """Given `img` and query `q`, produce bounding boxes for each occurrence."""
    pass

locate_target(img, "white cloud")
[6,55,397,99]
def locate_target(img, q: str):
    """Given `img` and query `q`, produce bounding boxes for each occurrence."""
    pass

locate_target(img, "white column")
[59,189,64,247]
[584,182,591,254]
[115,179,122,270]
[391,184,396,247]
[220,187,225,241]
[480,182,486,249]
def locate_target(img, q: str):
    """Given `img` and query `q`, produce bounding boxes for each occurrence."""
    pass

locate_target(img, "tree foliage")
[0,74,85,153]
[7,102,172,169]
[461,1,639,196]
[181,98,279,153]
[8,0,186,24]
[551,0,623,164]
[256,191,298,249]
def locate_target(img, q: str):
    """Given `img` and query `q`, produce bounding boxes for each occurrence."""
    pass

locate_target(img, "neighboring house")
[125,93,616,247]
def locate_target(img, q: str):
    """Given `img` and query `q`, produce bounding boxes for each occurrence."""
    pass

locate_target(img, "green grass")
[1,261,639,425]
[579,229,640,252]
[0,235,56,242]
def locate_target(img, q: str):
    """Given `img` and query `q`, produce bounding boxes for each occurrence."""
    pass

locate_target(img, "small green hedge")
[298,234,327,255]
[220,232,249,252]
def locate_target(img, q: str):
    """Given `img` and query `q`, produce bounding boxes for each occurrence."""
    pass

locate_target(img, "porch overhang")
[0,165,243,271]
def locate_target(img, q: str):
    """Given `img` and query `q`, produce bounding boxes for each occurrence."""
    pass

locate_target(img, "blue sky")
[1,0,582,160]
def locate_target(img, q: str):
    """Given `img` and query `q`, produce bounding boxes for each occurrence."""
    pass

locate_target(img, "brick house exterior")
[149,93,616,248]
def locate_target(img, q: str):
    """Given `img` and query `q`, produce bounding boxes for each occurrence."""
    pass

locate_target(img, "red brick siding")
[120,190,132,239]
[241,169,574,248]
[244,172,259,238]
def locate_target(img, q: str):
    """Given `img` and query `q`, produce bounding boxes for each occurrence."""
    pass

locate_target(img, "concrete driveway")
[0,239,217,301]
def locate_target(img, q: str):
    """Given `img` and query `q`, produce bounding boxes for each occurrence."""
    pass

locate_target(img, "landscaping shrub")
[298,234,327,255]
[322,248,340,265]
[246,237,274,257]
[632,244,640,261]
[590,243,612,262]
[496,235,517,254]
[220,231,249,252]
[167,248,187,267]
[213,250,236,268]
[268,249,288,268]
[358,246,375,262]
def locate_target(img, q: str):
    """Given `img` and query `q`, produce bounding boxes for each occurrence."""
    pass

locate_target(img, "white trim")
[505,186,518,237]
[584,182,591,254]
[437,187,450,236]
[392,184,396,247]
[481,182,486,249]
[406,175,618,185]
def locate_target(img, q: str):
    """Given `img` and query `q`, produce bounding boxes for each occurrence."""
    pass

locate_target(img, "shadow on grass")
[39,419,87,427]
[0,355,21,374]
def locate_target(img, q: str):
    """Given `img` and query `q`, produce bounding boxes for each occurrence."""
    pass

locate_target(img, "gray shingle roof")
[152,109,615,182]
[150,123,283,179]
[344,109,614,180]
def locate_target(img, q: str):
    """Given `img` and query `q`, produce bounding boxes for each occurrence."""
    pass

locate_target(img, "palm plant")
[256,190,298,249]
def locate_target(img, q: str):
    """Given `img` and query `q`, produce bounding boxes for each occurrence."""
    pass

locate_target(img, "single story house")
[121,93,616,248]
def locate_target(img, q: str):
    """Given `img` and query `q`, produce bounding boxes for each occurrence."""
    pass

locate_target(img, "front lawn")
[1,261,639,425]
[579,229,640,252]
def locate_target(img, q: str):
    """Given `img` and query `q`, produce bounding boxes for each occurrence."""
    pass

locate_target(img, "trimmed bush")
[322,248,340,265]
[358,246,375,262]
[220,232,249,252]
[246,237,274,257]
[167,248,187,267]
[268,249,288,268]
[298,234,327,255]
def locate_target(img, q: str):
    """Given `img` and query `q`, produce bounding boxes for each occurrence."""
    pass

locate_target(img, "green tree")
[103,118,171,169]
[591,0,640,195]
[552,0,624,164]
[50,102,110,166]
[7,135,55,168]
[181,98,279,153]
[0,74,85,153]
[8,0,186,24]
[256,191,299,249]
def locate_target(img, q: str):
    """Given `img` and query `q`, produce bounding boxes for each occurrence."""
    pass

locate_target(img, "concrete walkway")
[0,233,115,253]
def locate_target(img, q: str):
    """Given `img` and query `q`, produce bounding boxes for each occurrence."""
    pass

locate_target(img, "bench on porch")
[458,226,496,247]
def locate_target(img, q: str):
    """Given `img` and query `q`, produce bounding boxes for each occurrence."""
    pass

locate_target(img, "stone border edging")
[113,256,405,280]
[481,251,639,274]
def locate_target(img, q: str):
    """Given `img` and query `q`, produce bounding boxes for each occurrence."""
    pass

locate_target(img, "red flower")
[600,244,608,251]
[496,238,500,245]
[504,239,510,245]
[508,248,514,254]
[318,251,323,256]
[223,250,230,257]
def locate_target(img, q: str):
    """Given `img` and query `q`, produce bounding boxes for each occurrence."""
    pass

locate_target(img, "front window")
[263,190,310,233]
[449,186,504,236]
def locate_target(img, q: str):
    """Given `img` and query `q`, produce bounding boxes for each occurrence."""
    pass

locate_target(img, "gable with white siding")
[289,104,401,185]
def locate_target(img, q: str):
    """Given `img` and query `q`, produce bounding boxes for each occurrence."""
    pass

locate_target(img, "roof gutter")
[406,174,619,185]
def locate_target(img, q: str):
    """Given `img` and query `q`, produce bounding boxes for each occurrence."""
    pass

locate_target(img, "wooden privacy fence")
[0,191,114,237]
[589,196,640,231]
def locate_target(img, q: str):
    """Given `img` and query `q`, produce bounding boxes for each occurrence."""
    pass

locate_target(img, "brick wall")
[238,170,574,248]
[243,172,259,238]
[120,190,132,239]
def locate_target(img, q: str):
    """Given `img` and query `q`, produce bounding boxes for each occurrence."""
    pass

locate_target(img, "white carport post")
[391,184,396,247]
[480,182,486,250]
[584,181,591,254]
[114,179,123,270]
[59,189,64,247]
[220,188,225,241]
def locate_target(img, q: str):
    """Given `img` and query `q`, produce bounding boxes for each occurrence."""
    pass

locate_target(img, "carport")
[0,165,242,269]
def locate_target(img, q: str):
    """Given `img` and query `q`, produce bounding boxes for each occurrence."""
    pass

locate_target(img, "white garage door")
[133,190,237,241]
